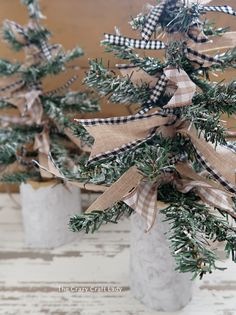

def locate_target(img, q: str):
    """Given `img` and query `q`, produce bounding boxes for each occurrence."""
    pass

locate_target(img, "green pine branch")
[0,59,21,76]
[70,202,133,234]
[84,60,150,105]
[49,91,100,114]
[21,47,83,82]
[103,43,164,75]
[159,187,236,278]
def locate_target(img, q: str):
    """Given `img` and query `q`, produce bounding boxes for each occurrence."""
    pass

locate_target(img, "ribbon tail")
[176,162,235,212]
[163,68,196,109]
[85,166,143,213]
[202,5,236,16]
[185,47,222,67]
[76,112,171,163]
[180,125,236,193]
[103,34,165,50]
[141,2,165,41]
[123,181,158,232]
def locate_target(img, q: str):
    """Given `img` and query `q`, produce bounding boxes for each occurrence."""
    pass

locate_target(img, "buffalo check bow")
[140,2,236,42]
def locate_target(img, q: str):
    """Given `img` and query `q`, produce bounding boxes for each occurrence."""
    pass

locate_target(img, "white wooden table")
[0,194,235,315]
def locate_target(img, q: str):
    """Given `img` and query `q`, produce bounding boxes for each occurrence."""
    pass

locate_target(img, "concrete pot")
[130,212,193,311]
[20,180,81,249]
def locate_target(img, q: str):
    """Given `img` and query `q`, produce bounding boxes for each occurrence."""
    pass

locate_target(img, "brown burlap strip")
[175,162,234,211]
[83,160,235,230]
[34,130,52,178]
[180,125,236,186]
[6,89,43,125]
[85,115,171,161]
[33,158,108,192]
[86,166,143,212]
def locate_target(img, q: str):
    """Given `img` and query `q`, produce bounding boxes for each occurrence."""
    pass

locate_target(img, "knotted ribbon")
[77,112,236,230]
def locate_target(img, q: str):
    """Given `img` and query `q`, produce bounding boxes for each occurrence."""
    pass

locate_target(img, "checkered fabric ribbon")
[194,147,236,194]
[185,47,223,67]
[187,21,209,43]
[123,180,159,231]
[40,40,53,60]
[104,34,221,67]
[147,73,169,107]
[76,111,175,164]
[0,79,24,94]
[45,75,78,97]
[104,33,165,50]
[201,5,236,16]
[141,0,183,41]
[141,1,166,41]
[138,68,196,113]
[117,65,168,114]
[163,68,196,108]
[226,143,236,154]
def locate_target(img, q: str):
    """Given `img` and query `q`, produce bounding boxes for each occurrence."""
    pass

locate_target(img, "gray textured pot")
[130,212,193,311]
[20,181,81,249]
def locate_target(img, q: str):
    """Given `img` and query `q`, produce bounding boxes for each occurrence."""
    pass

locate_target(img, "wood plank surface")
[0,193,235,315]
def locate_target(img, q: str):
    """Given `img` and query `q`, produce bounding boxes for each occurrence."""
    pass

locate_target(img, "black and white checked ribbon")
[194,147,236,194]
[104,34,165,50]
[185,47,223,65]
[201,5,236,16]
[148,73,168,104]
[78,110,170,127]
[0,79,24,94]
[45,75,78,97]
[225,143,236,154]
[40,40,52,61]
[138,73,169,115]
[105,34,221,66]
[187,20,208,43]
[141,1,166,41]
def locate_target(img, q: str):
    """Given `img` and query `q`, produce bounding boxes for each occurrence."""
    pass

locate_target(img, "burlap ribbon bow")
[76,111,236,231]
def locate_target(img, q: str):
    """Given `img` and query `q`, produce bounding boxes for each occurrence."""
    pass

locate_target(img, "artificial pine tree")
[0,0,99,183]
[69,0,236,279]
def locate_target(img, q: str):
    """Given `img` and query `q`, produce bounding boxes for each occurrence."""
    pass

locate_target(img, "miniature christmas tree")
[0,0,99,183]
[68,0,236,279]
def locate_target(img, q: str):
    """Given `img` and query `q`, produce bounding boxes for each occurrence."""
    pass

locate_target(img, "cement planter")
[130,212,193,311]
[20,180,81,249]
